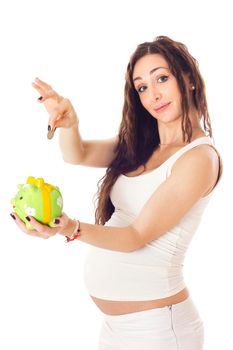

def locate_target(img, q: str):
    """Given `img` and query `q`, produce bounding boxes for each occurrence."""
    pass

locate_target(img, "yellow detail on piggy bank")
[11,176,63,229]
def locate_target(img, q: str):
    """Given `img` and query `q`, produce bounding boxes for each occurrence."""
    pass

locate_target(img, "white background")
[0,0,232,349]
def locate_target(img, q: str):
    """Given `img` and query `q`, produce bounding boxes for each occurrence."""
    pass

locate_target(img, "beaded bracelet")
[65,219,81,243]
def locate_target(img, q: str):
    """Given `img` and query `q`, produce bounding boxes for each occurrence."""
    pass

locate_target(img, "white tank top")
[83,136,221,301]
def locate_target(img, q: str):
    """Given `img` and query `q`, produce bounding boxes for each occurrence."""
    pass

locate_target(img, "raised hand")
[32,78,79,131]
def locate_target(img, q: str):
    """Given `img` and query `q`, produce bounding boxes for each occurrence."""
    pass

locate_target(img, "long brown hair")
[95,35,212,225]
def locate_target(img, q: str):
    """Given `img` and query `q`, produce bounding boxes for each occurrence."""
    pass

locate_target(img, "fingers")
[34,77,52,90]
[11,213,55,239]
[47,113,58,131]
[12,213,36,235]
[47,99,72,129]
[32,78,78,131]
[11,212,71,240]
[48,105,65,129]
[32,77,62,103]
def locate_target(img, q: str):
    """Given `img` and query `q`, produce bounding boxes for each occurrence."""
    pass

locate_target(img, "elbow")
[125,226,145,252]
[62,155,83,165]
[62,158,77,165]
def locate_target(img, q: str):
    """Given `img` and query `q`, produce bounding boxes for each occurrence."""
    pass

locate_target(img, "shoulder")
[171,142,221,194]
[175,143,219,169]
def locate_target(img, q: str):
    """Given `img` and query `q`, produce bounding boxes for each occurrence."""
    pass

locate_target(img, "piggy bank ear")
[27,176,35,184]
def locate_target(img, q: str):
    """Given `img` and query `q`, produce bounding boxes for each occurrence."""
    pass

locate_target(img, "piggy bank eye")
[19,196,23,200]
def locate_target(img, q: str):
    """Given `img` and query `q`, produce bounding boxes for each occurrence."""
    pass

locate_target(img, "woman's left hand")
[10,212,74,240]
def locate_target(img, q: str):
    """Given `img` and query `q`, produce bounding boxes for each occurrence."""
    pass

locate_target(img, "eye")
[20,196,23,200]
[158,75,169,83]
[137,85,147,93]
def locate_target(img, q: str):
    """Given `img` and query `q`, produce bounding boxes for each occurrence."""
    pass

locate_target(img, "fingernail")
[25,216,31,221]
[10,213,16,220]
[38,96,43,101]
[48,125,51,131]
[54,219,60,224]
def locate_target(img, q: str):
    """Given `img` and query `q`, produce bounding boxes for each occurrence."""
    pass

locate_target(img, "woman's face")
[132,54,185,123]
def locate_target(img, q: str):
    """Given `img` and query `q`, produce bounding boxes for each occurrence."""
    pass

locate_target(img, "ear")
[184,73,195,91]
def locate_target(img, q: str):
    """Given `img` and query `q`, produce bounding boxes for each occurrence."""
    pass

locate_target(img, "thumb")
[53,212,69,227]
[48,108,64,129]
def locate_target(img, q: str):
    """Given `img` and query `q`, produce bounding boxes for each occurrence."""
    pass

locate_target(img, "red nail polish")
[10,213,16,220]
[25,216,31,221]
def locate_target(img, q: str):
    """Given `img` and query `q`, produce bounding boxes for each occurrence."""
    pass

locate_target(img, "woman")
[11,36,222,349]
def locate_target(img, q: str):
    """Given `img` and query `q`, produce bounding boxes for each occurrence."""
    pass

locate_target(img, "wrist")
[65,219,81,243]
[59,123,78,134]
[70,119,79,130]
[59,218,76,237]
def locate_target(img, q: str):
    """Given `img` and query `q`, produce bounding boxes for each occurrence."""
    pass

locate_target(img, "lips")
[154,102,171,113]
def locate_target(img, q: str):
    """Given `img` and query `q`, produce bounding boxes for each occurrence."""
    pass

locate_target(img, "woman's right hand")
[32,77,79,130]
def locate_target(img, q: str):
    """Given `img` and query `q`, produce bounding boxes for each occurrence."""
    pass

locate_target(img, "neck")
[158,112,203,146]
[159,134,183,146]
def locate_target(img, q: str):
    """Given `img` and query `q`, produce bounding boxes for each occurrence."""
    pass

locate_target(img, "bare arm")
[59,127,118,167]
[15,145,221,252]
[32,78,119,168]
[68,144,220,251]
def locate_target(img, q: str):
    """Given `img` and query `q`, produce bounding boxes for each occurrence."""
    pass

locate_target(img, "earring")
[191,85,195,90]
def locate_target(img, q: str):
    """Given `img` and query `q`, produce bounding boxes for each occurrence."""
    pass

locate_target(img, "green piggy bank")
[11,176,63,230]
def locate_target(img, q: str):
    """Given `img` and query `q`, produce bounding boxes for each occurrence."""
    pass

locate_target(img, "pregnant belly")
[84,245,186,315]
[90,288,189,315]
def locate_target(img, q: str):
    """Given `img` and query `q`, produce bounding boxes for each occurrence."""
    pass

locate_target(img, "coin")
[47,128,56,139]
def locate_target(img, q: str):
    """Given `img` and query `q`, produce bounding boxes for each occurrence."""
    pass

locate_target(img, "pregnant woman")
[11,35,222,349]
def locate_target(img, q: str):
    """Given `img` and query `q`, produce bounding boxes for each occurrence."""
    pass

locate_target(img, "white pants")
[98,297,204,350]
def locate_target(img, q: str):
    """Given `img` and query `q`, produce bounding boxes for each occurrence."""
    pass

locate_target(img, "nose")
[148,86,162,102]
